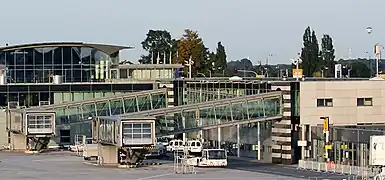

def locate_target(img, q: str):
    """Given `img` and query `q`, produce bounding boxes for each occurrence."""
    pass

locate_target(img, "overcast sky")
[1,0,384,64]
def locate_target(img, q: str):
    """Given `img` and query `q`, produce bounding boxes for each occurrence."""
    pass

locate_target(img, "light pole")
[276,66,280,77]
[365,51,372,76]
[343,65,352,78]
[366,27,373,77]
[374,43,384,77]
[321,66,328,78]
[184,56,194,78]
[266,54,273,65]
[291,53,302,81]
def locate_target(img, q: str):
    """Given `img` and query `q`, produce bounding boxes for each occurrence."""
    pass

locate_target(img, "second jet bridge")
[115,91,283,136]
[92,116,156,165]
[7,109,55,152]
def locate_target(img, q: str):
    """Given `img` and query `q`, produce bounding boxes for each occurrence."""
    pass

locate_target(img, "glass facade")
[0,83,154,108]
[0,46,115,83]
[173,79,272,106]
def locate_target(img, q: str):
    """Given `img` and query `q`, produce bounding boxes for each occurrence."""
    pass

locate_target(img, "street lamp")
[184,56,194,78]
[366,27,373,77]
[321,66,328,78]
[343,65,352,78]
[276,66,281,78]
[364,51,372,76]
[374,43,384,77]
[291,53,302,81]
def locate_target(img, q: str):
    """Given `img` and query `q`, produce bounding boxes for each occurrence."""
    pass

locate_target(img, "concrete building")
[300,80,385,126]
[299,80,385,166]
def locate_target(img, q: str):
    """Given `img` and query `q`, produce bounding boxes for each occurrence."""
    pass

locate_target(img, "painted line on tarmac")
[235,167,306,179]
[135,172,174,180]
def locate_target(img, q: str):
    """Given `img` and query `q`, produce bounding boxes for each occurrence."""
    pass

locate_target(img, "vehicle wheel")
[84,157,90,161]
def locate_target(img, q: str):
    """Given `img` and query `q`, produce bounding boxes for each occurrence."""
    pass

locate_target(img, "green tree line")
[139,29,228,77]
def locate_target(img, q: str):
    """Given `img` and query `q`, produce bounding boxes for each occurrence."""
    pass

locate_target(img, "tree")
[139,30,176,64]
[320,34,336,77]
[213,42,227,76]
[208,52,217,75]
[227,58,253,76]
[175,29,208,77]
[301,27,320,77]
[349,61,371,78]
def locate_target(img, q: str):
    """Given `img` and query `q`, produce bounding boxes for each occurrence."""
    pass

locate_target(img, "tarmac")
[0,151,356,180]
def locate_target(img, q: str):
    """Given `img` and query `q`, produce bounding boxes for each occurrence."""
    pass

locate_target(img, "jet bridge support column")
[10,132,26,151]
[98,144,119,165]
[237,124,240,157]
[218,127,221,149]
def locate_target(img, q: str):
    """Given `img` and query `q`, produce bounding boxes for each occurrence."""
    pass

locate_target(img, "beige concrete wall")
[10,132,26,150]
[300,80,385,126]
[98,144,118,164]
[0,111,7,146]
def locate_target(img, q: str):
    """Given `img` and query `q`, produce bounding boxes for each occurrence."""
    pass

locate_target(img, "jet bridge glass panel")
[99,119,117,145]
[27,113,54,134]
[9,110,23,133]
[27,89,168,127]
[122,122,152,145]
[131,92,282,135]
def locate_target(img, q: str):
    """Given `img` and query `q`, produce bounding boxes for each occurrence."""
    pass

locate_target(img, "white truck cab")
[167,139,184,152]
[187,140,202,153]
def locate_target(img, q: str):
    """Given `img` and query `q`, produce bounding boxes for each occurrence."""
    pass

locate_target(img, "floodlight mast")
[291,53,302,81]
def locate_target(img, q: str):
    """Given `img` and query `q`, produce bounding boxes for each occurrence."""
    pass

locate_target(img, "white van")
[187,140,202,153]
[166,139,184,152]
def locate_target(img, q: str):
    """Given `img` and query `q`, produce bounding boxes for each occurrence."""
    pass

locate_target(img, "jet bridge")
[92,116,156,165]
[7,108,55,152]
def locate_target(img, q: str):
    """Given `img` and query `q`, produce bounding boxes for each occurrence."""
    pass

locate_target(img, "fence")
[298,159,381,178]
[306,126,385,167]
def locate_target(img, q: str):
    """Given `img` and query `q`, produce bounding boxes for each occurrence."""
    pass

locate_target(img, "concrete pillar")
[308,125,312,159]
[182,116,186,144]
[257,122,261,160]
[98,144,118,165]
[359,143,364,167]
[301,124,306,160]
[218,127,221,149]
[10,132,26,151]
[237,124,240,157]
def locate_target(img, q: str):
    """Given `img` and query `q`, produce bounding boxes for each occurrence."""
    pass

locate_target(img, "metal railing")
[298,159,381,178]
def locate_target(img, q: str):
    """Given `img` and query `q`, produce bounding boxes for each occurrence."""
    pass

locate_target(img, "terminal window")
[357,98,372,106]
[316,98,333,107]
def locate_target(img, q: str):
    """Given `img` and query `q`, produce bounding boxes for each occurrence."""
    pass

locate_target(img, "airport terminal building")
[0,42,301,165]
[3,42,382,167]
[0,42,184,144]
[0,42,149,107]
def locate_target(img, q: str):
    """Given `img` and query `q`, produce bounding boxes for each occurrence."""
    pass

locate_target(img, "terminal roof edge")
[0,42,133,55]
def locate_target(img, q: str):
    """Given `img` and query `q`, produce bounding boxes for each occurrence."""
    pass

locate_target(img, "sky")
[0,0,385,65]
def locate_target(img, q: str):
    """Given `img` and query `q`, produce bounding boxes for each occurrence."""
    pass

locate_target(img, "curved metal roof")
[0,42,133,55]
